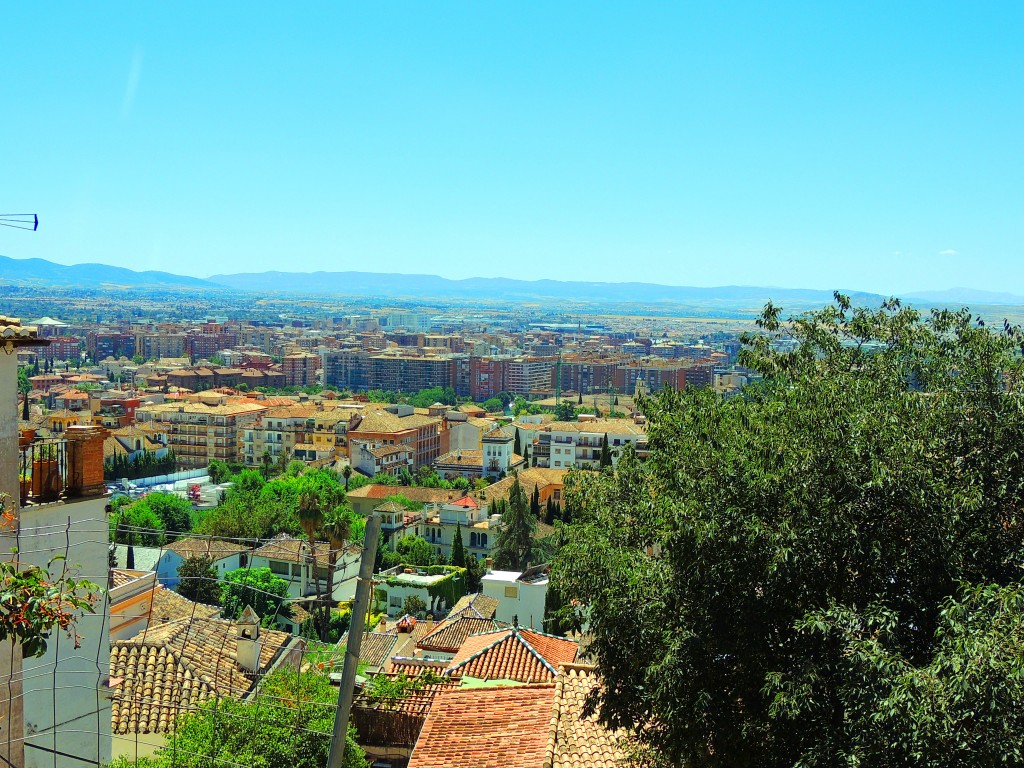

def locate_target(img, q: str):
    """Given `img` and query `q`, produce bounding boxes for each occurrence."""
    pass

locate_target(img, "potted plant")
[18,429,36,449]
[19,473,31,506]
[31,444,61,502]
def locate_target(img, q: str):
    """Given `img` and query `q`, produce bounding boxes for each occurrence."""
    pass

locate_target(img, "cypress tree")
[493,478,536,571]
[599,433,612,468]
[530,484,541,519]
[451,522,467,568]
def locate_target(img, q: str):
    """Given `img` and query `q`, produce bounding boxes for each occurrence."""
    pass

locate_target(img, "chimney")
[236,605,262,673]
[484,557,493,573]
[65,424,110,498]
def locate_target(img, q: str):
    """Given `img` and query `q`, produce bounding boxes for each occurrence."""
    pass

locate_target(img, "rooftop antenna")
[0,213,38,232]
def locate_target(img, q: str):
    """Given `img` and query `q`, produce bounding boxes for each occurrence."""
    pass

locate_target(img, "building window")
[269,561,289,576]
[504,585,519,599]
[390,595,402,608]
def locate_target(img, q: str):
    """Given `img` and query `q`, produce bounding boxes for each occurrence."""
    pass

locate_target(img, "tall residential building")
[506,357,556,396]
[282,352,320,388]
[136,398,267,467]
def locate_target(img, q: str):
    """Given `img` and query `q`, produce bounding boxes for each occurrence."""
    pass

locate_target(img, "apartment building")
[282,352,320,387]
[135,332,186,360]
[468,357,507,400]
[506,357,556,396]
[87,331,136,361]
[240,404,318,465]
[533,417,648,470]
[136,398,266,467]
[346,404,449,469]
[39,336,81,363]
[557,356,619,395]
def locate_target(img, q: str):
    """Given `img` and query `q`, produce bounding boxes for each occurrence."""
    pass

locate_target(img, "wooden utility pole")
[326,513,381,768]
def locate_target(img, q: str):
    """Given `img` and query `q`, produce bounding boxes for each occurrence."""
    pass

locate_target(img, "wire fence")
[1,513,381,768]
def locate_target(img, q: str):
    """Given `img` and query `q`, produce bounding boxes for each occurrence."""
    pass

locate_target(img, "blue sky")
[2,3,1021,295]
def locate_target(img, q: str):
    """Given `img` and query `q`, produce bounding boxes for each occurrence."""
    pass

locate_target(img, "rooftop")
[408,684,556,768]
[445,627,579,683]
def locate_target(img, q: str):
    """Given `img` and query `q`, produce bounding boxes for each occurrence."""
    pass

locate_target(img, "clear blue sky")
[3,3,1022,295]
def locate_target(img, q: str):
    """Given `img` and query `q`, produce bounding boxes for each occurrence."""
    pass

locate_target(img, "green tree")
[109,503,166,547]
[553,297,1024,768]
[450,522,467,568]
[221,567,288,622]
[482,397,503,413]
[132,493,193,537]
[402,594,428,617]
[208,459,231,484]
[553,400,576,421]
[492,479,536,571]
[176,555,221,606]
[598,433,612,468]
[106,669,366,768]
[342,463,352,491]
[530,484,541,519]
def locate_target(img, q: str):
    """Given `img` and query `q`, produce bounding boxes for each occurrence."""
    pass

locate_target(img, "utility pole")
[326,512,381,768]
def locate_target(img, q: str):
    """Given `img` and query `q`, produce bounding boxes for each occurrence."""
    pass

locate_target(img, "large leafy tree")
[221,567,288,622]
[176,555,221,606]
[553,297,1024,768]
[493,479,536,571]
[105,669,366,768]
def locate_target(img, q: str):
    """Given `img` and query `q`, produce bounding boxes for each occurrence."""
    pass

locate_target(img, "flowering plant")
[0,495,99,657]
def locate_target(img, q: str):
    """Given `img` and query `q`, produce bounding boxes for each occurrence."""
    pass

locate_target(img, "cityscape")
[3,3,1023,768]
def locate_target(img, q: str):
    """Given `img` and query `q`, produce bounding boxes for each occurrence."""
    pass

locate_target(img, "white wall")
[481,572,549,631]
[20,496,112,768]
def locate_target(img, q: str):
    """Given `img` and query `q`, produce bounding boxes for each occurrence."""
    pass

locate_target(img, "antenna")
[0,213,39,231]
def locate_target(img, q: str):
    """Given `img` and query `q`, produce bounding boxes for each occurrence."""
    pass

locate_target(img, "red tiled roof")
[408,684,556,768]
[446,627,579,683]
[417,616,504,654]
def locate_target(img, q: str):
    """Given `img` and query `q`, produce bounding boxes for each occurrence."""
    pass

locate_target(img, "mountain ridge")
[3,254,1022,308]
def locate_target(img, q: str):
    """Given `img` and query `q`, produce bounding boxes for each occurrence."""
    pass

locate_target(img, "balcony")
[17,426,110,506]
[18,437,70,505]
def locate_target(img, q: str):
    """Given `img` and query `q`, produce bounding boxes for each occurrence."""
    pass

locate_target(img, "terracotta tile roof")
[338,630,399,668]
[149,587,220,624]
[446,627,579,683]
[253,533,360,568]
[351,410,442,434]
[386,657,451,677]
[373,500,408,514]
[547,664,630,768]
[368,444,412,459]
[445,593,499,621]
[347,485,457,504]
[433,449,483,467]
[110,569,148,588]
[417,617,505,654]
[165,537,249,561]
[408,684,556,768]
[110,644,215,735]
[111,616,292,735]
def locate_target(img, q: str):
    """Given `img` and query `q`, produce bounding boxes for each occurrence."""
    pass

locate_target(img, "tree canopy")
[221,567,289,622]
[492,480,537,571]
[106,669,366,768]
[176,555,221,606]
[553,297,1024,767]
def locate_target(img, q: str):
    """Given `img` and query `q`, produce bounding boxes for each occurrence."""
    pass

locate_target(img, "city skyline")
[4,3,1022,296]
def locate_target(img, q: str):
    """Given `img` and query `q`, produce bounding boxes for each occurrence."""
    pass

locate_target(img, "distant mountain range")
[0,255,211,289]
[2,254,1022,308]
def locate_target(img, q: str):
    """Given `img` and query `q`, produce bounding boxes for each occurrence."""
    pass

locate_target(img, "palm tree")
[297,484,325,632]
[261,448,273,479]
[342,464,352,492]
[319,505,355,641]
